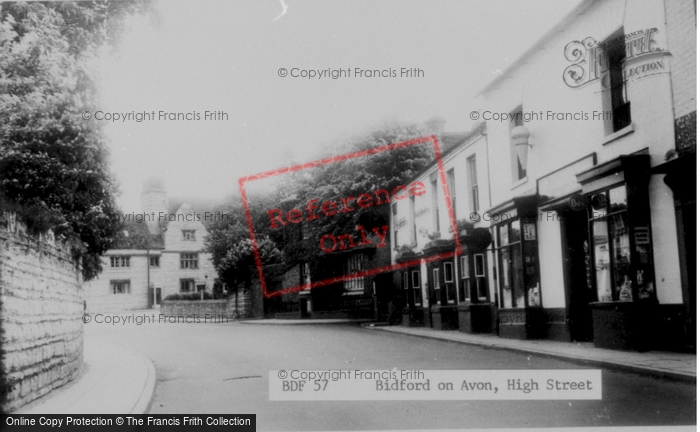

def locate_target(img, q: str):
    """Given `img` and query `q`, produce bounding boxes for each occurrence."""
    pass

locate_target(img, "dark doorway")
[155,287,162,305]
[561,208,594,342]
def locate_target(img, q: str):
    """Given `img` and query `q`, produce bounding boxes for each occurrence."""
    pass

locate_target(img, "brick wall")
[0,212,83,412]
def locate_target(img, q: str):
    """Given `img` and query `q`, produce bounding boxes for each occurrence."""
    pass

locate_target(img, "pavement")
[363,324,697,383]
[14,336,156,414]
[12,314,694,415]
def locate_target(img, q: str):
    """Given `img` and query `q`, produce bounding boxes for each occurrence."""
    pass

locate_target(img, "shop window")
[474,254,488,300]
[497,218,539,308]
[460,255,470,301]
[587,186,653,301]
[411,270,422,307]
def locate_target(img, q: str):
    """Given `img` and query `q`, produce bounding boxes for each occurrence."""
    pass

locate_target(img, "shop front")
[423,239,459,330]
[396,251,426,327]
[456,227,495,334]
[575,154,658,351]
[490,195,544,340]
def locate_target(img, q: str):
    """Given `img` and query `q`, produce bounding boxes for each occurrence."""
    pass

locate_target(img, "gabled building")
[84,178,217,313]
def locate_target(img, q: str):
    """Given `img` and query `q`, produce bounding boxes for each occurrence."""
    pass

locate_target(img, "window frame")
[110,256,130,268]
[111,279,131,294]
[182,230,196,241]
[180,278,195,292]
[180,252,199,269]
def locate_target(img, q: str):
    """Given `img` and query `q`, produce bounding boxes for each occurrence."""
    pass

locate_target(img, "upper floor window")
[467,155,479,213]
[149,256,160,268]
[509,106,527,181]
[601,28,631,134]
[110,256,130,268]
[446,169,456,219]
[182,230,196,241]
[180,253,198,269]
[431,178,440,234]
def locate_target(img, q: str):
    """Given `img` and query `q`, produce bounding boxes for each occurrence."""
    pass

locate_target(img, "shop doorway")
[562,208,594,342]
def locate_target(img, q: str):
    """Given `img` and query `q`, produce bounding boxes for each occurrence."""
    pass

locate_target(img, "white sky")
[97,0,581,212]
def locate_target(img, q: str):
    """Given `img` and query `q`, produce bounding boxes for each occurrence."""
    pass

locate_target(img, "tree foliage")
[205,120,439,289]
[0,1,153,280]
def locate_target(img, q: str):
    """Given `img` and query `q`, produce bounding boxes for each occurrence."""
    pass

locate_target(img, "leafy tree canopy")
[0,1,153,280]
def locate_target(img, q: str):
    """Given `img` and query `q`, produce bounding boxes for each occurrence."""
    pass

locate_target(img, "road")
[85,317,696,431]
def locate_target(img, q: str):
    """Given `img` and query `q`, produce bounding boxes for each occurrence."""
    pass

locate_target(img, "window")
[444,261,456,304]
[467,155,479,213]
[444,261,454,283]
[431,179,440,234]
[509,106,527,181]
[196,284,206,292]
[149,256,160,268]
[110,256,130,268]
[392,203,398,246]
[180,279,195,292]
[587,185,653,302]
[411,270,422,306]
[111,280,130,294]
[497,219,539,308]
[182,230,196,241]
[409,196,417,244]
[460,255,470,301]
[474,254,488,300]
[447,169,456,220]
[344,254,364,293]
[601,28,631,133]
[403,271,410,307]
[432,267,440,304]
[180,253,198,269]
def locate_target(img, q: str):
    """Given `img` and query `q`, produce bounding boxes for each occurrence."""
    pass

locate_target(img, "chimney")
[425,117,447,135]
[141,177,167,235]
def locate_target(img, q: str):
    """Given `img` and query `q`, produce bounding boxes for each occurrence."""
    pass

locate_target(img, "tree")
[217,237,283,288]
[0,1,154,280]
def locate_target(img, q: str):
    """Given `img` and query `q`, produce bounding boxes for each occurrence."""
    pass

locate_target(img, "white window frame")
[111,280,131,294]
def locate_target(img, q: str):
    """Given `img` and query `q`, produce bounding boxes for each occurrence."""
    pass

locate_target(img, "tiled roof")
[111,220,164,250]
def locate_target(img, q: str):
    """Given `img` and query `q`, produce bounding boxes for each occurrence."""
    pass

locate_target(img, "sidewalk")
[364,325,696,383]
[240,318,375,325]
[15,337,156,414]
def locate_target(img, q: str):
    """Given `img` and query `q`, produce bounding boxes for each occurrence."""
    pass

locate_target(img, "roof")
[476,0,593,97]
[406,124,486,185]
[111,220,164,250]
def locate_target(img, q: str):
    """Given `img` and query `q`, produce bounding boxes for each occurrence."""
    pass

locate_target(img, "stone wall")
[160,299,229,318]
[0,212,83,412]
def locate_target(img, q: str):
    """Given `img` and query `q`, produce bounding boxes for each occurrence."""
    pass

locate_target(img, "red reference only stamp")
[238,135,460,298]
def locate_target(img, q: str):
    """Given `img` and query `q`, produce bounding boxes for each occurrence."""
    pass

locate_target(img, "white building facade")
[392,0,694,351]
[85,179,217,314]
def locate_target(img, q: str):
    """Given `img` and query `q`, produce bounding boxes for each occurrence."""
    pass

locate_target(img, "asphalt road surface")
[85,318,696,431]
